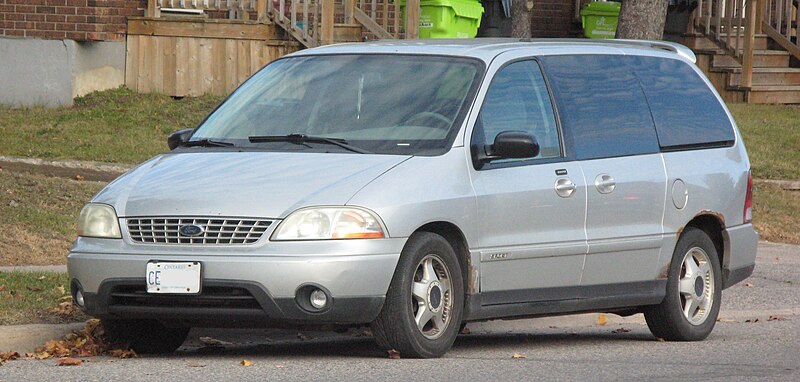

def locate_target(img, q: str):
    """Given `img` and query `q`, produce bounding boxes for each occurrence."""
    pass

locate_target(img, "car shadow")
[168,329,658,359]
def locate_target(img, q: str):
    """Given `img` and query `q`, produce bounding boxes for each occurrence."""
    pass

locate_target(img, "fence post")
[405,0,419,39]
[742,0,757,88]
[146,0,161,18]
[755,0,767,34]
[321,0,335,45]
[257,0,267,21]
[344,0,356,24]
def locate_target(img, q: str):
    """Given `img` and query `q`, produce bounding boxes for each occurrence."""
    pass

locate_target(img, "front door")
[470,59,588,305]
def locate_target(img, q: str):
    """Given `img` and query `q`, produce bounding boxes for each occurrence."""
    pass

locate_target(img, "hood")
[92,151,410,218]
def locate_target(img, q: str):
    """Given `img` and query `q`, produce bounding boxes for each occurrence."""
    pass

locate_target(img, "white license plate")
[146,261,201,294]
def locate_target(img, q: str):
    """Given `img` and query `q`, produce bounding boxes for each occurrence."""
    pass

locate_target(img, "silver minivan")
[68,39,758,358]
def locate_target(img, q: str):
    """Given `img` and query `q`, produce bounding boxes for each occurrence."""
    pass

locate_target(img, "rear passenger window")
[475,60,561,160]
[541,55,660,160]
[627,56,735,149]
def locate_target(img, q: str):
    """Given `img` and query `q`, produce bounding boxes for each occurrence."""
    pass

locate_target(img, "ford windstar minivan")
[68,39,758,358]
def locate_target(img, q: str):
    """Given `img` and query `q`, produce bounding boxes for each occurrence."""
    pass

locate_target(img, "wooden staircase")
[685,0,800,104]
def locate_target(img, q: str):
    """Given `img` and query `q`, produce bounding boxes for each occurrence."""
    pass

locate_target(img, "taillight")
[743,171,753,224]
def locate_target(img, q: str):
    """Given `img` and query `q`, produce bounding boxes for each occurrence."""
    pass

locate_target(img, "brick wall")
[531,0,584,38]
[0,0,146,41]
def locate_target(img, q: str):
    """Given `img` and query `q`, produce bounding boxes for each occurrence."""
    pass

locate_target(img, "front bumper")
[67,237,405,326]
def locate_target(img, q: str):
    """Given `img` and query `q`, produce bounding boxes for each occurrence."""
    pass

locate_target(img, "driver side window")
[476,60,561,160]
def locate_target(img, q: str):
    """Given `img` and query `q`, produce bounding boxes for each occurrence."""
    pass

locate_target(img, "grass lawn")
[728,104,800,181]
[0,87,223,164]
[0,271,86,325]
[0,89,798,267]
[0,171,103,266]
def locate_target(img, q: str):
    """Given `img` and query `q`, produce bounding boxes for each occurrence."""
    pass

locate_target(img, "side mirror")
[482,131,540,161]
[167,128,195,150]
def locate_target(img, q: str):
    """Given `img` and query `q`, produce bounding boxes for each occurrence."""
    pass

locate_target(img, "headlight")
[77,203,122,239]
[271,207,385,241]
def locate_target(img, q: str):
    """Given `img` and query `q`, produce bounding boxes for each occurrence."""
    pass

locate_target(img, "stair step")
[713,50,791,68]
[747,85,800,104]
[724,68,800,86]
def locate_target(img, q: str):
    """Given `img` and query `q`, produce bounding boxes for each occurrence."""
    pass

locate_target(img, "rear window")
[627,56,735,150]
[541,55,659,160]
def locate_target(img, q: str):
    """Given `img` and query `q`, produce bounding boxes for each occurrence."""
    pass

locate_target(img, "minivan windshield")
[191,54,483,155]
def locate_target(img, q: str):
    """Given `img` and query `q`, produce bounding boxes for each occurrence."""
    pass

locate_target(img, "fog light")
[75,290,85,308]
[309,288,328,309]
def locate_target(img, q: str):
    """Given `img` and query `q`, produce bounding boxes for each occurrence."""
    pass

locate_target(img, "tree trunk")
[616,0,669,40]
[511,0,533,38]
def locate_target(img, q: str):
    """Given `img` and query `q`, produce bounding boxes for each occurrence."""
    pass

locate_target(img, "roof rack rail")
[596,39,697,63]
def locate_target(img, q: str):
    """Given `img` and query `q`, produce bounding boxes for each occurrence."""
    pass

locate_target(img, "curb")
[0,265,67,273]
[0,323,85,353]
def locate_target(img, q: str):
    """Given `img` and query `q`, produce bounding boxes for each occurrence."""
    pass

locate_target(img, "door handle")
[555,177,576,198]
[595,174,616,194]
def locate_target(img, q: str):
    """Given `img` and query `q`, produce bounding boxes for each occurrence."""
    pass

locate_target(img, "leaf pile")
[24,319,136,362]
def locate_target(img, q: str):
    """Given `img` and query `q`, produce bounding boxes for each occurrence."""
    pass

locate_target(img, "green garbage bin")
[580,1,621,39]
[401,0,484,39]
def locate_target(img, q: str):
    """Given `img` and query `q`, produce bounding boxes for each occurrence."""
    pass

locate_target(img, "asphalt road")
[2,242,798,381]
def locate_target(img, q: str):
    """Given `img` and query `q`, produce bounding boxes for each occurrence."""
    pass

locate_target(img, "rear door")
[469,57,588,305]
[541,55,667,294]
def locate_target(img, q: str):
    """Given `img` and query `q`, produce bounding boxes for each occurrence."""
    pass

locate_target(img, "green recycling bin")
[580,1,621,39]
[401,0,484,39]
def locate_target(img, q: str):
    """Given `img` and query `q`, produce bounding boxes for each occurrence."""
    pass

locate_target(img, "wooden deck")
[126,0,417,97]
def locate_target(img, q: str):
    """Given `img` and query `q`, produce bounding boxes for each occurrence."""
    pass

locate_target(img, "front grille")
[127,217,273,244]
[108,284,261,310]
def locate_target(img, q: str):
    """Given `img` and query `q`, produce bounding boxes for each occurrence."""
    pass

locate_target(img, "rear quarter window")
[627,56,735,150]
[540,55,660,160]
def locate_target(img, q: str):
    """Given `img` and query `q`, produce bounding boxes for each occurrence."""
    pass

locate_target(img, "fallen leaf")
[297,333,310,341]
[187,362,207,368]
[75,175,85,181]
[57,357,83,366]
[656,337,666,342]
[768,316,786,321]
[596,314,609,326]
[0,285,7,292]
[0,352,20,361]
[240,359,253,367]
[460,325,471,335]
[27,286,43,292]
[108,349,137,359]
[38,276,46,280]
[611,328,631,334]
[716,318,737,323]
[275,365,285,369]
[744,283,754,287]
[512,353,527,359]
[387,349,401,359]
[745,318,760,323]
[55,285,66,295]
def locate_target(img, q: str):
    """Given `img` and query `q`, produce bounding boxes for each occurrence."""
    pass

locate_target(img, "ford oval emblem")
[179,224,204,237]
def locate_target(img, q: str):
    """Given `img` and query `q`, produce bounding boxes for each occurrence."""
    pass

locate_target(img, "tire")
[372,232,465,358]
[644,227,722,341]
[101,319,189,354]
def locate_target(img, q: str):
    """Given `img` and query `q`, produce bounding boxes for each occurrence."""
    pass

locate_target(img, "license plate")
[146,261,201,294]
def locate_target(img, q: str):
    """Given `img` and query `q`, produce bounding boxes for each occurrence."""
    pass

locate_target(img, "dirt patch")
[0,223,73,266]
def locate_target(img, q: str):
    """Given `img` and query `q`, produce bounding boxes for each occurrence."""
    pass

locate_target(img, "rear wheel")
[372,232,464,358]
[101,319,189,354]
[644,227,722,341]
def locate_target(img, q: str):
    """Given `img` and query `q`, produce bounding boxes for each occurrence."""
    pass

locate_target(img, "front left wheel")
[371,232,464,358]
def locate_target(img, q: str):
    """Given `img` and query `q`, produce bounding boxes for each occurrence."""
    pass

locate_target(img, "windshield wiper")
[182,139,235,148]
[248,133,371,154]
